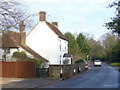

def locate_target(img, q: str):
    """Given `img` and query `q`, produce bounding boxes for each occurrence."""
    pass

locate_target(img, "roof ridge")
[26,22,39,37]
[45,21,68,41]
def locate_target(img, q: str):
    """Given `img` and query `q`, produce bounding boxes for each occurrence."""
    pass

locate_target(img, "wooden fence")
[0,61,36,78]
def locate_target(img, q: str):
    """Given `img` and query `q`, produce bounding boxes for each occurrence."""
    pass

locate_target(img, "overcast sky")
[20,0,116,40]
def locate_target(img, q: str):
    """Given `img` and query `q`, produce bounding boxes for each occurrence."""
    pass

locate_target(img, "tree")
[0,0,34,33]
[105,1,120,36]
[76,33,90,55]
[87,37,105,61]
[110,40,120,62]
[64,32,79,55]
[100,33,118,62]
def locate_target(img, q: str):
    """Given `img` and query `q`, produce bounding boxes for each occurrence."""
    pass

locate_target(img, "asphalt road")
[40,62,119,88]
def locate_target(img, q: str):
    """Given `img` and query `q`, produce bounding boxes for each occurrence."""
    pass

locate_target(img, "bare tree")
[87,38,105,60]
[99,33,118,62]
[100,33,118,52]
[0,0,35,33]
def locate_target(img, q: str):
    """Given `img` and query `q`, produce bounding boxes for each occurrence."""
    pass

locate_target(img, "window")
[60,55,61,64]
[65,42,67,50]
[65,45,66,50]
[60,45,61,50]
[6,48,10,54]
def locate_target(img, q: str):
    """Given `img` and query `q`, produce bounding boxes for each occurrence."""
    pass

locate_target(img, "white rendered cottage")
[26,11,72,65]
[0,22,48,62]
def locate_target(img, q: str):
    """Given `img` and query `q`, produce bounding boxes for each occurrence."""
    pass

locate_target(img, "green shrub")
[12,51,43,68]
[75,59,86,63]
[109,63,120,67]
[35,59,43,68]
[12,51,28,61]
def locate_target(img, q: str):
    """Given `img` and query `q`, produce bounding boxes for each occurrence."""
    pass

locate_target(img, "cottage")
[26,11,72,65]
[0,11,72,66]
[0,22,48,62]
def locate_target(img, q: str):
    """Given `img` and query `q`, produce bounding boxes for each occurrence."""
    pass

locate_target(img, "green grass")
[109,63,120,67]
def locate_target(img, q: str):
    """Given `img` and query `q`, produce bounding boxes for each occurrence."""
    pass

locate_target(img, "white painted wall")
[59,38,68,64]
[26,21,68,65]
[8,48,20,61]
[3,47,36,61]
[0,48,19,61]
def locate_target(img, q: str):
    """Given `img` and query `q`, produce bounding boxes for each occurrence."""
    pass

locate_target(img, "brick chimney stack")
[52,22,58,27]
[19,21,25,33]
[39,11,46,21]
[19,21,26,44]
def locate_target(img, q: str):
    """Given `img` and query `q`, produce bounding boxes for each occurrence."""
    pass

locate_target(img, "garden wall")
[49,65,62,79]
[49,63,86,79]
[0,61,36,78]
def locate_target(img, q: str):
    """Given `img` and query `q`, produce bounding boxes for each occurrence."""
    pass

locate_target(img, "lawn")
[109,63,120,67]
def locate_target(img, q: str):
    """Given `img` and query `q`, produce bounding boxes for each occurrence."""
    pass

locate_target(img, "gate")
[36,68,49,77]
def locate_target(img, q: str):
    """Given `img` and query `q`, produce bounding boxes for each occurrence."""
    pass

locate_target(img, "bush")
[12,51,43,68]
[12,51,28,61]
[35,59,43,68]
[75,59,86,63]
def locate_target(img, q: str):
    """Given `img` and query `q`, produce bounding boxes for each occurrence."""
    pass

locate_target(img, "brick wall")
[49,65,61,79]
[49,63,86,79]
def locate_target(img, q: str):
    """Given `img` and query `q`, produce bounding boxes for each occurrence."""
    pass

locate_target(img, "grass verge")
[109,63,120,67]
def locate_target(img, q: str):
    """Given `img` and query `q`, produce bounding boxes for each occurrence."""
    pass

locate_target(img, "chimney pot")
[19,21,26,44]
[39,11,46,21]
[52,22,58,27]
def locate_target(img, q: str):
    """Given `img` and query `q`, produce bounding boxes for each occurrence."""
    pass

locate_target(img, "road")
[40,62,119,88]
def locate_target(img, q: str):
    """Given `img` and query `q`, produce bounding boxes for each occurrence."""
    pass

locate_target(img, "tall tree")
[64,32,79,55]
[76,33,90,55]
[110,40,120,62]
[100,33,118,62]
[105,0,120,36]
[87,37,105,61]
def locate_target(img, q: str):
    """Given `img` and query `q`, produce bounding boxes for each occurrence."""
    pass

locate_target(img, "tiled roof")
[45,21,68,41]
[0,31,20,48]
[0,31,49,62]
[19,43,49,62]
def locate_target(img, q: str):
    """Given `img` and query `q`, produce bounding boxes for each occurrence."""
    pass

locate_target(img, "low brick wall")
[49,65,61,79]
[62,65,74,79]
[0,61,36,78]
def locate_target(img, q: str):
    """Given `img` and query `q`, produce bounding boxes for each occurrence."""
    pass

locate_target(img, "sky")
[20,0,116,40]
